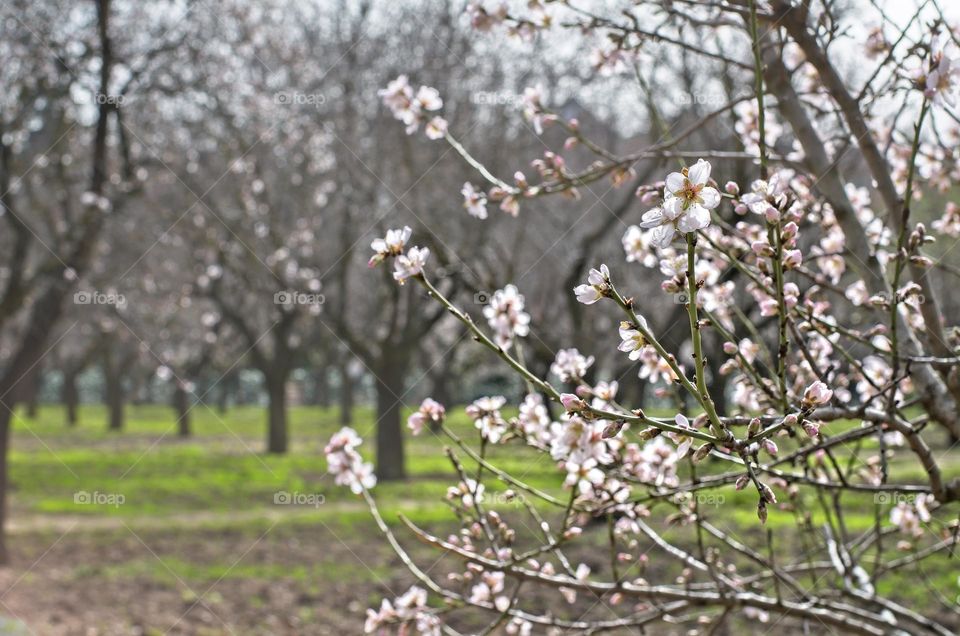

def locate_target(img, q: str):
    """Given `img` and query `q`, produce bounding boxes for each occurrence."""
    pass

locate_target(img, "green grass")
[9,403,561,521]
[8,402,960,620]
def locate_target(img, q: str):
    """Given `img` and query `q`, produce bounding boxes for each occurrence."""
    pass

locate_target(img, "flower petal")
[651,224,675,248]
[665,172,685,194]
[699,186,721,209]
[688,159,711,185]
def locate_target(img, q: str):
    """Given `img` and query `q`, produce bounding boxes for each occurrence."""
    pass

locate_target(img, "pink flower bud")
[783,249,802,269]
[783,413,798,427]
[602,420,625,439]
[692,443,714,463]
[760,482,777,504]
[724,181,739,195]
[735,474,750,490]
[764,206,780,223]
[640,190,659,206]
[560,393,586,412]
[734,203,748,215]
[803,421,821,437]
[723,341,738,355]
[802,380,833,406]
[761,438,778,457]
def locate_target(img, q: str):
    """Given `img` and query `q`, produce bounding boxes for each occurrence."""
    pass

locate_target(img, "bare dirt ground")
[0,513,407,635]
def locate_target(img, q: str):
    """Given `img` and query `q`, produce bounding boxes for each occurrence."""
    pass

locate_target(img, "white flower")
[517,393,552,441]
[622,225,658,267]
[393,246,430,284]
[666,414,695,458]
[365,586,441,635]
[378,76,444,135]
[640,160,718,247]
[740,170,792,220]
[551,348,594,383]
[573,264,610,304]
[414,85,443,111]
[466,396,508,443]
[564,455,605,494]
[890,494,931,538]
[617,319,649,360]
[425,116,447,140]
[324,427,377,494]
[407,398,446,435]
[522,85,546,134]
[919,34,960,106]
[447,478,485,507]
[368,226,412,267]
[461,182,488,219]
[483,284,530,348]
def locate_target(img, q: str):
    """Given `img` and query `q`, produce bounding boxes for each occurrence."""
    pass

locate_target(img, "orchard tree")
[0,0,189,561]
[327,1,960,633]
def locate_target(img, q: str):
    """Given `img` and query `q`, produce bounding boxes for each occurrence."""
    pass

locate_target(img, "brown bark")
[374,359,405,481]
[266,374,288,454]
[339,363,354,425]
[173,384,191,437]
[63,371,79,427]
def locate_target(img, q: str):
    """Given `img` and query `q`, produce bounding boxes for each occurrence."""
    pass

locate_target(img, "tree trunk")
[339,363,354,425]
[106,379,124,431]
[173,384,190,437]
[63,371,79,427]
[312,368,330,407]
[266,375,288,453]
[217,377,230,414]
[374,362,405,481]
[0,407,10,564]
[102,344,125,432]
[23,365,40,419]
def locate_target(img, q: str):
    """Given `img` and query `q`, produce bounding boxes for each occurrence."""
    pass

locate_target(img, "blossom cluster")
[378,75,447,139]
[323,427,376,495]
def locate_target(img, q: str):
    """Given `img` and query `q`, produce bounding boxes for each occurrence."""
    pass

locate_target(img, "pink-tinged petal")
[677,437,693,458]
[699,186,721,209]
[674,413,689,427]
[665,172,685,194]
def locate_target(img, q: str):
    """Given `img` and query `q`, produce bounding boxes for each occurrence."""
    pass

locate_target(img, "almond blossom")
[461,182,488,219]
[483,284,530,348]
[368,226,411,267]
[393,246,430,283]
[917,34,960,106]
[890,494,931,538]
[550,348,594,383]
[324,427,377,494]
[622,225,658,267]
[407,398,446,435]
[364,586,441,635]
[640,159,718,247]
[378,76,444,135]
[573,264,611,304]
[617,320,649,359]
[466,396,508,443]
